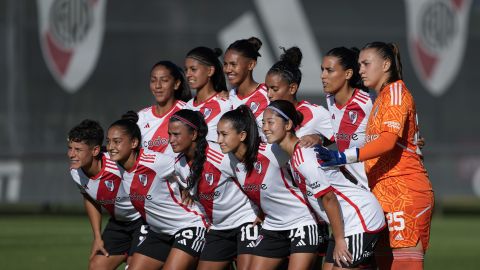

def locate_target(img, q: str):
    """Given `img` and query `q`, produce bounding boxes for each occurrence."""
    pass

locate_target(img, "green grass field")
[0,215,478,269]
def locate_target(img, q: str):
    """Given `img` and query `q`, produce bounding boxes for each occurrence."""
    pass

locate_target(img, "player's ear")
[131,137,139,150]
[174,79,181,90]
[239,130,247,142]
[247,59,257,72]
[289,83,298,96]
[92,145,101,157]
[382,59,391,73]
[345,68,353,80]
[191,130,198,141]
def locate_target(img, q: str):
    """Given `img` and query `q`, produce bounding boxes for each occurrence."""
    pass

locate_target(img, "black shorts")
[317,222,329,256]
[253,224,321,258]
[100,218,145,256]
[325,232,380,268]
[200,223,261,261]
[135,226,207,262]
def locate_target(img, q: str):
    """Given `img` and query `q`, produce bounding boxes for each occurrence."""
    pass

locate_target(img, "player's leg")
[197,227,237,270]
[127,227,171,270]
[248,228,290,270]
[163,226,206,270]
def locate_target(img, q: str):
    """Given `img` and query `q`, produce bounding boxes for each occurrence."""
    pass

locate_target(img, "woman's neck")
[335,86,355,107]
[155,98,176,115]
[278,133,299,157]
[121,151,139,171]
[234,143,248,163]
[195,83,217,104]
[184,143,197,164]
[237,76,258,97]
[83,156,102,178]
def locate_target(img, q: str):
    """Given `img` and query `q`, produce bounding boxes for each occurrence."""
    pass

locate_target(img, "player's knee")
[88,255,109,270]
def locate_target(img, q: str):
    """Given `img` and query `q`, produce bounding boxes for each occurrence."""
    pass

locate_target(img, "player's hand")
[181,189,194,207]
[90,238,109,259]
[314,146,359,167]
[333,238,352,267]
[252,214,264,226]
[417,136,426,149]
[298,134,322,148]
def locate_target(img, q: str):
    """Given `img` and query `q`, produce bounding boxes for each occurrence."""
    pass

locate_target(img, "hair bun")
[213,48,223,57]
[121,110,139,123]
[280,46,302,68]
[247,37,262,52]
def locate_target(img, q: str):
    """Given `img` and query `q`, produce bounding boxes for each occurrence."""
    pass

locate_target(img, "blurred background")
[0,0,479,269]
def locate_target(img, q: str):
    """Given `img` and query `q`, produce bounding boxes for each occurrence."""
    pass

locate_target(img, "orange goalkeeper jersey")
[364,80,427,188]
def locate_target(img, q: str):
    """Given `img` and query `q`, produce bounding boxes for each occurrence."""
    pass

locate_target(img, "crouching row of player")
[68,102,386,270]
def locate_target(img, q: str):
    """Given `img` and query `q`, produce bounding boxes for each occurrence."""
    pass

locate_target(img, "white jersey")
[175,142,257,230]
[295,100,335,141]
[327,89,373,189]
[121,149,207,235]
[184,94,232,142]
[229,83,269,141]
[137,100,186,155]
[70,152,140,222]
[231,143,317,231]
[289,144,386,236]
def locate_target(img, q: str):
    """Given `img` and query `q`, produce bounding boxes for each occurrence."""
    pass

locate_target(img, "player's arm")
[320,191,352,266]
[83,194,109,258]
[358,131,397,161]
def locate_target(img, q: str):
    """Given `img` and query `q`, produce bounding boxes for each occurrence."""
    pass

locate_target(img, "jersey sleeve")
[296,148,333,198]
[312,105,334,139]
[70,169,87,194]
[154,152,175,179]
[380,84,413,137]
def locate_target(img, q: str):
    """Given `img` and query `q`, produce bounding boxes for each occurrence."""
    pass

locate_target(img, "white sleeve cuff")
[344,148,359,163]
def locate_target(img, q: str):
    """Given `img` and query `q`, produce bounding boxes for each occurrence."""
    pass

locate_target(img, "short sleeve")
[295,148,333,198]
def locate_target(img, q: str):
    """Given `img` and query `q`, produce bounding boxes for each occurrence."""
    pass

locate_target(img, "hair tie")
[171,115,198,130]
[267,106,291,122]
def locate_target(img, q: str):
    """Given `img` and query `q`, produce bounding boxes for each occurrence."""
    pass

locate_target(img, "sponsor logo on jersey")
[335,132,359,141]
[104,180,114,192]
[198,191,221,201]
[144,137,169,148]
[243,183,267,191]
[139,174,148,186]
[37,0,107,93]
[254,161,262,174]
[204,173,214,186]
[405,0,472,96]
[309,181,322,190]
[348,110,358,124]
[202,107,212,119]
[249,102,259,113]
[384,121,401,130]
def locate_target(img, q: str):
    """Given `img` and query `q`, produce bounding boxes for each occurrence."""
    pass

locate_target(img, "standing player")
[224,37,269,136]
[317,42,434,270]
[68,119,143,270]
[217,105,320,270]
[265,46,334,147]
[184,46,232,142]
[263,100,386,270]
[137,61,191,155]
[106,112,207,270]
[168,109,259,270]
[321,47,373,189]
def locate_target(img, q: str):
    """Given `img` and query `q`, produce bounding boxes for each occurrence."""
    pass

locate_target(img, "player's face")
[265,73,296,102]
[262,109,288,144]
[321,56,350,95]
[67,141,96,169]
[106,126,137,163]
[223,50,254,87]
[359,48,388,91]
[185,58,213,91]
[168,121,196,153]
[150,65,180,105]
[217,119,245,154]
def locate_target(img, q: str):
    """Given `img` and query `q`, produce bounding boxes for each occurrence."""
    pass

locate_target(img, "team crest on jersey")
[37,0,107,93]
[254,161,262,174]
[348,110,358,125]
[104,180,114,192]
[138,174,148,187]
[204,173,214,186]
[249,102,259,113]
[202,107,212,119]
[405,0,472,96]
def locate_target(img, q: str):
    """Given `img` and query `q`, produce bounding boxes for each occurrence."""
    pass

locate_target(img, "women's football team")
[67,37,433,270]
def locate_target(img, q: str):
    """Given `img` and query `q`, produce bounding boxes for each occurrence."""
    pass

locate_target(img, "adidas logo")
[144,123,150,128]
[395,233,404,241]
[296,239,306,247]
[178,239,187,245]
[246,241,256,248]
[137,236,146,247]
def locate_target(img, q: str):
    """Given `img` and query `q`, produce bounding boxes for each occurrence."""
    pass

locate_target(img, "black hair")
[109,111,141,153]
[68,119,104,150]
[267,100,304,131]
[150,60,192,102]
[169,109,208,190]
[362,42,403,86]
[267,46,303,87]
[219,105,260,174]
[326,47,367,91]
[226,37,262,60]
[186,47,227,92]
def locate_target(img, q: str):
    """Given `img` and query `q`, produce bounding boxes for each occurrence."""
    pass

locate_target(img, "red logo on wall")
[37,0,107,93]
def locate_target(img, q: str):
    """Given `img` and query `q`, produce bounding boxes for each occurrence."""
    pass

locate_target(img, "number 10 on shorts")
[386,211,405,231]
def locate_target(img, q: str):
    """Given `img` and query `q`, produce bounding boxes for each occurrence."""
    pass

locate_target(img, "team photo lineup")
[67,37,434,270]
